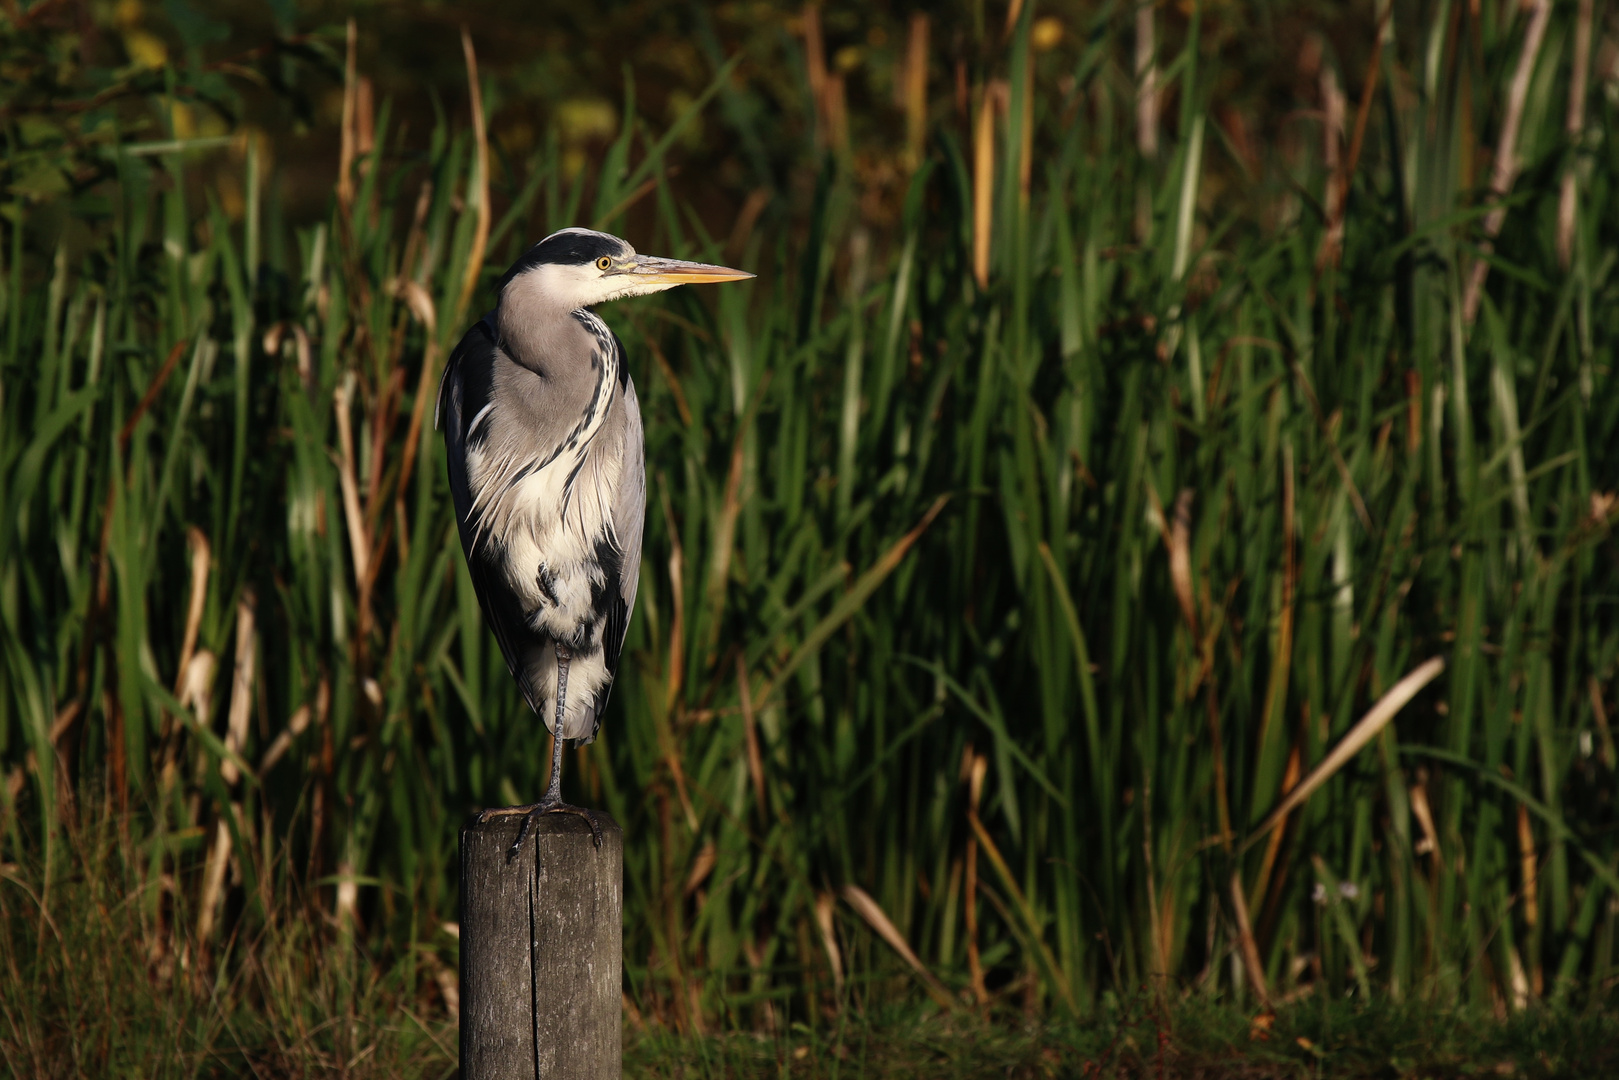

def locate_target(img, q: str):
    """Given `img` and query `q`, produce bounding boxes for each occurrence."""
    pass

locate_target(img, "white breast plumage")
[463,311,621,640]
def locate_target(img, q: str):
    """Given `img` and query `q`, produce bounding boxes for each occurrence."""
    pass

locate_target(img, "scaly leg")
[477,642,607,860]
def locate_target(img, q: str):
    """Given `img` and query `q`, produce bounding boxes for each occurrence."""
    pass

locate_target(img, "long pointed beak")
[625,255,754,286]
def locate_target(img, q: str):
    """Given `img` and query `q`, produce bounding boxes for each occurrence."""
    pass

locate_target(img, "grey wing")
[438,314,553,717]
[586,373,645,740]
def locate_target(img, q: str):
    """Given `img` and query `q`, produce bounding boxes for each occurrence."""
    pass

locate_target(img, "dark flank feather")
[437,315,556,717]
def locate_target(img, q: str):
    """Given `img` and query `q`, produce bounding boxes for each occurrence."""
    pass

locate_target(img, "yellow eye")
[596,256,613,271]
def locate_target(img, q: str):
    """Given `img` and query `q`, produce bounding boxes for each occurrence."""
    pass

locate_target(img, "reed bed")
[2,2,1617,1072]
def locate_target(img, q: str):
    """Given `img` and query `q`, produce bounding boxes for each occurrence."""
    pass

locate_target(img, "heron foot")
[478,799,607,861]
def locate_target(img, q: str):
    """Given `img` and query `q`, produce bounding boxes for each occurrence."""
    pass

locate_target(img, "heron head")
[498,227,752,312]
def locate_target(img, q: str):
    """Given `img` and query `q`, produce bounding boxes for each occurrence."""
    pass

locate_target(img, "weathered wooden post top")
[460,813,624,1080]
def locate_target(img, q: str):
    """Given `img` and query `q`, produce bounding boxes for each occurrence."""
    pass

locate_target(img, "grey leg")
[477,641,606,860]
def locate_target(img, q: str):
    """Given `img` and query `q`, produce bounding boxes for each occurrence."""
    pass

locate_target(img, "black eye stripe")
[497,230,630,293]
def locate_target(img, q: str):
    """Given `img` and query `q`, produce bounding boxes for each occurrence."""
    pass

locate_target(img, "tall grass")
[2,2,1617,1067]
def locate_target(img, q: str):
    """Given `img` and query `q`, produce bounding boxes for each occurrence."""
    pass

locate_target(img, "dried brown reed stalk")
[802,4,828,149]
[903,15,929,172]
[962,747,988,1005]
[1134,1,1158,160]
[1318,54,1346,266]
[1245,658,1448,855]
[453,27,491,326]
[1557,0,1594,269]
[972,84,1002,290]
[1230,871,1271,1006]
[736,656,767,823]
[1462,0,1552,325]
[813,891,844,999]
[337,19,357,211]
[840,884,956,1008]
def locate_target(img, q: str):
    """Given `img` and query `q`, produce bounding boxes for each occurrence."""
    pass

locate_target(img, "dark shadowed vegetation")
[2,0,1618,1074]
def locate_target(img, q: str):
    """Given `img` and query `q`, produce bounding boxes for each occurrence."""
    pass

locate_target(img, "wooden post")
[460,812,623,1080]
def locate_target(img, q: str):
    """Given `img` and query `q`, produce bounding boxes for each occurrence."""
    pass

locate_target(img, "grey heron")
[437,227,751,857]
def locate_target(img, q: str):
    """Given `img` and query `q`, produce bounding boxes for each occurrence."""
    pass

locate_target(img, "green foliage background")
[2,0,1619,1071]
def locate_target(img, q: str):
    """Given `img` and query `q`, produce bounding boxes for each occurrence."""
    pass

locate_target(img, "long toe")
[478,802,543,822]
[507,805,550,862]
[542,802,607,848]
[492,801,607,860]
